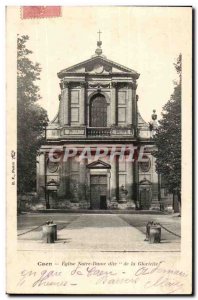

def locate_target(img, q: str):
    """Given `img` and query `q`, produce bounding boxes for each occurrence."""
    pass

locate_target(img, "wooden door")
[90,95,107,127]
[140,188,151,210]
[90,175,107,209]
[100,195,107,209]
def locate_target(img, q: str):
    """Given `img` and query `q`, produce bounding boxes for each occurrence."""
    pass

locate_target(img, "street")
[17,213,181,252]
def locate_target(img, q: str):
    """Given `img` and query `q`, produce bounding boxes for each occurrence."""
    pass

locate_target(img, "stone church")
[36,35,174,211]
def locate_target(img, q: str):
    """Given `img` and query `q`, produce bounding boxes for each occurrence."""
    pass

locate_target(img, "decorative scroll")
[86,62,112,73]
[88,82,111,89]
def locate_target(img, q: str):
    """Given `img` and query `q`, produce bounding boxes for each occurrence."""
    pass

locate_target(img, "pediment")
[58,56,139,78]
[139,179,151,185]
[87,159,111,169]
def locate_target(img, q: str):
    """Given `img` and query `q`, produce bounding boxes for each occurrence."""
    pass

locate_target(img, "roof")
[57,55,140,79]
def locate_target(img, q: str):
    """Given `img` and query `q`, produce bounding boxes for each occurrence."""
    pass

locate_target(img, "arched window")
[90,94,107,127]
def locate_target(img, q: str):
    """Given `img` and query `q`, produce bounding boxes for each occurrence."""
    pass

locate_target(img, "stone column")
[104,100,109,128]
[86,89,90,127]
[110,158,117,200]
[115,156,119,201]
[126,160,132,198]
[65,160,71,200]
[60,81,70,126]
[59,82,64,126]
[126,160,135,208]
[80,82,86,126]
[58,160,66,198]
[36,153,40,193]
[133,158,139,208]
[37,151,45,199]
[111,82,117,126]
[132,82,138,134]
[79,158,87,206]
[135,94,138,129]
[107,170,110,201]
[84,84,88,126]
[127,83,133,126]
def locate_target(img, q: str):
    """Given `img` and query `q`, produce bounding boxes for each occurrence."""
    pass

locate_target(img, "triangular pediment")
[87,159,111,169]
[58,56,139,78]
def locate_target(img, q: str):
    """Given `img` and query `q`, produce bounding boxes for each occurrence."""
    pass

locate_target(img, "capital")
[132,82,138,90]
[59,81,70,89]
[59,82,64,89]
[127,82,134,88]
[111,82,117,88]
[80,82,86,88]
[63,81,70,88]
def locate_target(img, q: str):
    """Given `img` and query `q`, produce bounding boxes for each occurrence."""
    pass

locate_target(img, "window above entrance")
[90,94,107,127]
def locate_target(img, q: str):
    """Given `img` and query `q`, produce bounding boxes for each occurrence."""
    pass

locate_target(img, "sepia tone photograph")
[6,6,192,294]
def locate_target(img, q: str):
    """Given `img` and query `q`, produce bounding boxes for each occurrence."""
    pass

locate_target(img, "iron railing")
[86,127,111,137]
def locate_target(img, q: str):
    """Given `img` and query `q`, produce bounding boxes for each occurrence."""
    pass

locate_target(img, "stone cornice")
[60,81,86,89]
[111,82,136,89]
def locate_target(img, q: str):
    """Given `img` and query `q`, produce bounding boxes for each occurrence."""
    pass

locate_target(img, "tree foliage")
[154,54,181,200]
[17,35,48,193]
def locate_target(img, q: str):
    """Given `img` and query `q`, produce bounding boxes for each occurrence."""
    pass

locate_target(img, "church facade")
[36,38,173,211]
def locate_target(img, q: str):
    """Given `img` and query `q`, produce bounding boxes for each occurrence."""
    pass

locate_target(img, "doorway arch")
[90,94,107,127]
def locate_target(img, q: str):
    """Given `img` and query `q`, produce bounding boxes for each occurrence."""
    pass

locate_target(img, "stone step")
[26,209,167,215]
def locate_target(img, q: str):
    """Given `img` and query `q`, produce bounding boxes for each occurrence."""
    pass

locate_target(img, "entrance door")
[90,94,107,127]
[139,188,151,210]
[47,191,57,209]
[90,175,107,209]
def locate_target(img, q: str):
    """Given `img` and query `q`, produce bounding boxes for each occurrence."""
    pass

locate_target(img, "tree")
[17,35,48,194]
[153,54,181,206]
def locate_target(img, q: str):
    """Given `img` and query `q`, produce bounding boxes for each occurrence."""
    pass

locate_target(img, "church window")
[90,94,107,127]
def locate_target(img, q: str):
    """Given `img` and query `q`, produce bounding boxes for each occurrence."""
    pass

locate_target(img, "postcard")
[6,6,192,294]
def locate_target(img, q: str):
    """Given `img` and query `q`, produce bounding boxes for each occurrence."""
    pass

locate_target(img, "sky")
[14,6,191,122]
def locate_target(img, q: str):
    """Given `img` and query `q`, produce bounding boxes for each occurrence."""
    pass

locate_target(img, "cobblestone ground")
[17,213,181,252]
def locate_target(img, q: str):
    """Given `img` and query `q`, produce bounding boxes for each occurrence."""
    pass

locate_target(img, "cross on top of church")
[97,30,102,41]
[95,30,103,56]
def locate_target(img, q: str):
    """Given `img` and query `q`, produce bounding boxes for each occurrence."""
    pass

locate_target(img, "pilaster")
[79,158,87,202]
[111,82,117,125]
[115,156,119,201]
[37,152,45,197]
[133,158,139,208]
[80,82,86,125]
[132,84,137,126]
[60,81,70,126]
[127,83,133,125]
